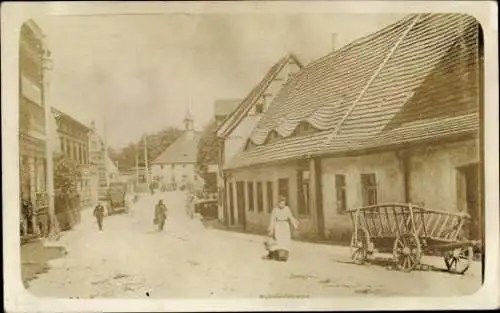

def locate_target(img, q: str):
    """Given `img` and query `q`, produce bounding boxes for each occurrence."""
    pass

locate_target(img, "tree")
[54,153,82,195]
[196,120,220,192]
[109,127,183,172]
[53,154,82,231]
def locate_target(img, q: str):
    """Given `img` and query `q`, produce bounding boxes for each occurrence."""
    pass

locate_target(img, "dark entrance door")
[236,181,246,228]
[228,182,235,225]
[458,163,481,240]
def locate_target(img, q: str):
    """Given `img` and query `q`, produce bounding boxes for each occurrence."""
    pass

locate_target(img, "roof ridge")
[216,54,300,137]
[303,14,418,71]
[321,14,421,146]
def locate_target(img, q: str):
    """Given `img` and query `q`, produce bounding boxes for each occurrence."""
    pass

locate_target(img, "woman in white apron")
[265,196,299,261]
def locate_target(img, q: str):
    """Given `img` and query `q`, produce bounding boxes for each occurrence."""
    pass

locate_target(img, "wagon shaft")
[428,240,481,252]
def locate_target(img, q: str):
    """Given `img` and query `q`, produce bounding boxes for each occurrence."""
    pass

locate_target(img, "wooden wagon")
[348,203,481,273]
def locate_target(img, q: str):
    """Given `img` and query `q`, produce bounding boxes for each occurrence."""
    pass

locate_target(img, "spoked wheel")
[444,246,473,275]
[393,232,422,272]
[350,227,370,265]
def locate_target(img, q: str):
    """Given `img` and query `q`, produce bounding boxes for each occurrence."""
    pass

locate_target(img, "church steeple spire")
[183,105,194,131]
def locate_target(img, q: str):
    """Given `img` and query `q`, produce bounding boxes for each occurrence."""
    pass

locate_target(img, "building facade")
[52,108,95,208]
[151,110,203,190]
[216,54,303,226]
[88,123,119,201]
[223,14,483,242]
[19,20,49,237]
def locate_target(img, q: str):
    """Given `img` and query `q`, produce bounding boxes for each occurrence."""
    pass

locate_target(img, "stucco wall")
[224,115,261,165]
[321,152,405,240]
[408,139,479,212]
[320,139,480,242]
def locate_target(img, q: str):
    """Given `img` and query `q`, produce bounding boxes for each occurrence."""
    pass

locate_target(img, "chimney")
[331,33,337,51]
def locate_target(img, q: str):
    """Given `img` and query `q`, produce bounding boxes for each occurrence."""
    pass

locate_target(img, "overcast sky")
[36,13,407,149]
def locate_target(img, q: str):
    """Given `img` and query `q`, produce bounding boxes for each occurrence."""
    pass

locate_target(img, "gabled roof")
[151,131,202,164]
[216,54,303,138]
[226,13,480,170]
[51,107,92,133]
[214,99,241,117]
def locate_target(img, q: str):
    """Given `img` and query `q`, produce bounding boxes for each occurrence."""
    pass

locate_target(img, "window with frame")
[255,102,264,114]
[361,173,377,206]
[266,181,274,212]
[297,170,310,215]
[335,174,347,213]
[247,182,254,212]
[256,182,264,212]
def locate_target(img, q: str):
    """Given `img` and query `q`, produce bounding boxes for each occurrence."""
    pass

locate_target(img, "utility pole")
[103,117,110,188]
[40,39,59,239]
[135,152,139,183]
[143,135,149,184]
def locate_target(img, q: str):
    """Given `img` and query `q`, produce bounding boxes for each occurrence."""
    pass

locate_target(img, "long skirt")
[273,220,292,252]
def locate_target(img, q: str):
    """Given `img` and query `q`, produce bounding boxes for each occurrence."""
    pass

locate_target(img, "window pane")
[257,182,263,212]
[361,173,377,206]
[267,181,273,212]
[247,182,254,211]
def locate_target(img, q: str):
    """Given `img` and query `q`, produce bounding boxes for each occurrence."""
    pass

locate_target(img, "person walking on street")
[265,196,299,261]
[154,200,168,231]
[93,203,105,231]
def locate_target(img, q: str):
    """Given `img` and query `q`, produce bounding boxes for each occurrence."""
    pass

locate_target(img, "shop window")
[247,182,254,211]
[297,170,310,215]
[256,182,264,212]
[266,181,274,212]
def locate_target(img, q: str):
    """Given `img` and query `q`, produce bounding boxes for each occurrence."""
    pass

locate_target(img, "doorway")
[457,163,481,240]
[228,182,235,225]
[236,181,246,228]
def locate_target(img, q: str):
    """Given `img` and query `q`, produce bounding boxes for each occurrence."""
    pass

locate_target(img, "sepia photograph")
[2,1,498,312]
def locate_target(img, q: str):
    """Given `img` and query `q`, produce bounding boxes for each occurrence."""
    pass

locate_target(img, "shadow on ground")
[21,240,67,288]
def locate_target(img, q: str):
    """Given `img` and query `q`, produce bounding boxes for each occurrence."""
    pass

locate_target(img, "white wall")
[151,163,198,185]
[223,60,302,166]
[321,152,406,232]
[408,139,479,212]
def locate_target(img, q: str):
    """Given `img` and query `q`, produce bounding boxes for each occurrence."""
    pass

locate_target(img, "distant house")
[224,14,482,241]
[214,99,241,127]
[151,109,203,189]
[216,54,303,226]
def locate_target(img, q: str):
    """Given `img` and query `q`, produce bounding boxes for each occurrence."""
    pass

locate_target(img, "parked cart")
[347,203,481,273]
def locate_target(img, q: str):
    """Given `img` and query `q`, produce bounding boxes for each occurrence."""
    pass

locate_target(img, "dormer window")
[245,139,256,151]
[255,103,264,114]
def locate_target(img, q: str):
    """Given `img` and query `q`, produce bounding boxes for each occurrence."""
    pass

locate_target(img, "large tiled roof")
[226,13,480,170]
[216,54,303,138]
[151,131,202,164]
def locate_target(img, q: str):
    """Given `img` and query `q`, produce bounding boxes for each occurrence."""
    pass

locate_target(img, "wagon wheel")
[393,232,422,272]
[350,227,370,265]
[444,245,473,275]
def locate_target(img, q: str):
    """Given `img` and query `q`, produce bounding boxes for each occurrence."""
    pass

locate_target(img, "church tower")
[184,107,194,131]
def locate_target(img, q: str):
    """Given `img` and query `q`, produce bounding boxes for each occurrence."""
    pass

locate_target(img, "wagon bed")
[347,203,481,273]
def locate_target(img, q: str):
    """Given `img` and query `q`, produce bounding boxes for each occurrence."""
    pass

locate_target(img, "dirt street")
[25,191,482,299]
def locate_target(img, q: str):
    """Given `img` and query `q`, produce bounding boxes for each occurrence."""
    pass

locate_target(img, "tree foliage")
[109,127,183,172]
[54,154,82,196]
[196,120,220,178]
